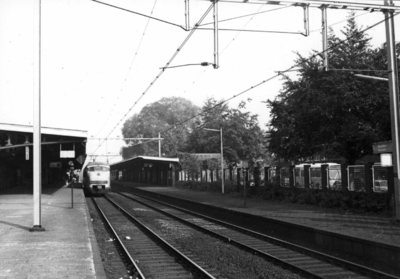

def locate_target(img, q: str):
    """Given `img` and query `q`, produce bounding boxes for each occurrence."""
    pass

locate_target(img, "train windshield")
[87,166,109,172]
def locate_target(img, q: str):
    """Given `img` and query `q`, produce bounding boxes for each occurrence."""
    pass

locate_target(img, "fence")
[176,163,391,194]
[347,165,365,192]
[372,165,388,193]
[268,163,391,194]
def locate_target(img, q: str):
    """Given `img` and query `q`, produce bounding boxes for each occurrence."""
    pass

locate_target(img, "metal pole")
[71,179,74,209]
[158,133,161,157]
[243,168,246,207]
[213,0,219,69]
[185,0,190,30]
[321,6,328,71]
[303,5,310,36]
[106,139,108,163]
[384,0,400,221]
[220,128,224,194]
[31,0,44,232]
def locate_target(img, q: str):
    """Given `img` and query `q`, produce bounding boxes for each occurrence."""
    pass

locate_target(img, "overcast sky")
[0,0,397,162]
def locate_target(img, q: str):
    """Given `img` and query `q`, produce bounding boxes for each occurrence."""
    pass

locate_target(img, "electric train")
[82,162,111,195]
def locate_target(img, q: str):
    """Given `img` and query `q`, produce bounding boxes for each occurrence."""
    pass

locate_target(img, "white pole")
[158,133,161,157]
[321,7,328,71]
[31,0,44,231]
[384,0,400,221]
[221,128,224,194]
[185,0,190,30]
[213,0,219,69]
[106,139,108,163]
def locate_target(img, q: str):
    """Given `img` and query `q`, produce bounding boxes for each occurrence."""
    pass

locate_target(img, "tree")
[121,97,200,159]
[185,98,267,168]
[267,12,398,164]
[177,152,202,181]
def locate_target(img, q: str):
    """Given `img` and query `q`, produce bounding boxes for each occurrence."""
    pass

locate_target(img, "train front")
[84,164,111,194]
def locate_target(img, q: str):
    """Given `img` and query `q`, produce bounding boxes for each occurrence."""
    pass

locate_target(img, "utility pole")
[384,0,400,221]
[321,6,328,71]
[31,0,44,232]
[159,133,161,157]
[213,0,219,69]
[185,0,190,30]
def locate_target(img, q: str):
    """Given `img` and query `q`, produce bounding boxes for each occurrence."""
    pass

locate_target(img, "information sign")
[50,162,61,168]
[373,141,392,154]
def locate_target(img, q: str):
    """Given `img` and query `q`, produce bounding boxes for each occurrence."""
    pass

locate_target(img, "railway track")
[110,189,399,279]
[91,196,217,279]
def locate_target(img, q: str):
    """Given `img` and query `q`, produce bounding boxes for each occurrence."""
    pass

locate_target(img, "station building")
[0,122,87,190]
[111,156,180,186]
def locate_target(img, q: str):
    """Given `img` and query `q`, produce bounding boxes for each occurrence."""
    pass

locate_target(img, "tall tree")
[186,98,267,167]
[121,97,200,159]
[267,12,397,164]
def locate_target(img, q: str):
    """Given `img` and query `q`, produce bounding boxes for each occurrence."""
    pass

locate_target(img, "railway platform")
[0,182,106,279]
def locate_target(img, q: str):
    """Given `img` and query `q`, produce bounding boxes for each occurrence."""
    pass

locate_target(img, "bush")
[175,179,392,214]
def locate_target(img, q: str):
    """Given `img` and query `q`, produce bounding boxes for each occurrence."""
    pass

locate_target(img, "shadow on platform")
[0,220,31,231]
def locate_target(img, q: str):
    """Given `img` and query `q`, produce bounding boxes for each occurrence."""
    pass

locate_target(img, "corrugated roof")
[111,156,179,166]
[0,122,87,138]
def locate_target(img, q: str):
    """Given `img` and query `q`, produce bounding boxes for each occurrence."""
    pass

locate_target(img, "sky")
[0,0,398,163]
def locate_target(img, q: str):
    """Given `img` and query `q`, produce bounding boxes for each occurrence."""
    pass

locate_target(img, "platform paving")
[0,182,106,279]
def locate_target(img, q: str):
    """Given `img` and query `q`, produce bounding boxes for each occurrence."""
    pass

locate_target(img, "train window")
[88,166,110,172]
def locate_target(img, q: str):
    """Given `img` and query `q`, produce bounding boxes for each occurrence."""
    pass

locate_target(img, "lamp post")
[204,128,224,194]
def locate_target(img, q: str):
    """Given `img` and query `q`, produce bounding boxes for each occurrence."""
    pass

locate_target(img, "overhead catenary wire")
[198,4,293,27]
[94,0,159,137]
[309,10,371,34]
[183,2,275,94]
[157,12,398,137]
[181,5,374,95]
[91,0,185,30]
[92,5,398,158]
[90,2,216,157]
[94,1,307,138]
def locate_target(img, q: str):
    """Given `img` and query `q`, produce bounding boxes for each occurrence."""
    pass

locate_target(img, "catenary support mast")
[32,0,44,232]
[384,0,400,221]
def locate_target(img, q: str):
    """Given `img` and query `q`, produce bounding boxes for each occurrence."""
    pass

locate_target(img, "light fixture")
[6,133,12,146]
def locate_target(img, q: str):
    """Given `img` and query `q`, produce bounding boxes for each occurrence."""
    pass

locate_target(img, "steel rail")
[91,197,145,279]
[115,188,399,279]
[113,191,324,279]
[104,195,217,279]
